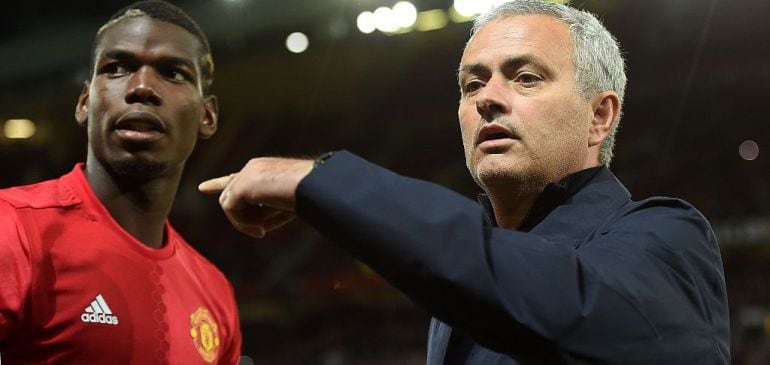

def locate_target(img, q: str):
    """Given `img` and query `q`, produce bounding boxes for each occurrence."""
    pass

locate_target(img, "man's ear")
[75,81,90,127]
[588,91,621,147]
[198,94,218,139]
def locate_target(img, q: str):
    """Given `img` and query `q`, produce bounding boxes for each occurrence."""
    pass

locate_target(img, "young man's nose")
[125,67,162,106]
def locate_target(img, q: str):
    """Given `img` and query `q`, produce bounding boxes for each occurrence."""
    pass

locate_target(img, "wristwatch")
[312,151,335,170]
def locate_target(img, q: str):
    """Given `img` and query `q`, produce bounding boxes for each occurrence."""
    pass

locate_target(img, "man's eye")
[163,68,189,82]
[516,72,542,87]
[463,80,484,94]
[103,64,129,77]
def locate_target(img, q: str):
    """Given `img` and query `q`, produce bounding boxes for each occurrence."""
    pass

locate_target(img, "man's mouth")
[477,124,518,146]
[483,132,511,141]
[113,111,166,143]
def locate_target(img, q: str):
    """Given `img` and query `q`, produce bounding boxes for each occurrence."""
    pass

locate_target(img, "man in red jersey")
[0,1,241,364]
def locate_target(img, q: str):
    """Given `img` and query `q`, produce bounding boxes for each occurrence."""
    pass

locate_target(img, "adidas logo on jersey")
[81,294,119,325]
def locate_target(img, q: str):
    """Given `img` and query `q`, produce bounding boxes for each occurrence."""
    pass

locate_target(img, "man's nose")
[475,77,511,121]
[125,67,162,106]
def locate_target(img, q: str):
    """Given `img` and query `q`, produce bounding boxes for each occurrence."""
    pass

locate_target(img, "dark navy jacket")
[296,151,730,364]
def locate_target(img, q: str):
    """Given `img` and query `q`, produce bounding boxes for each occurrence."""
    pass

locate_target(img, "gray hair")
[470,0,627,167]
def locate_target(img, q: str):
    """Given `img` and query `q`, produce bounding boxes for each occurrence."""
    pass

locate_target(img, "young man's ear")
[588,91,621,147]
[75,81,90,127]
[198,95,218,139]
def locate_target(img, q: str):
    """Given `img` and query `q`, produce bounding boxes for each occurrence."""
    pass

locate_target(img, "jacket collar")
[477,166,630,238]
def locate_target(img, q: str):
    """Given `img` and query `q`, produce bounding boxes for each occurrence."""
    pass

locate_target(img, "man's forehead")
[96,16,202,62]
[96,8,145,36]
[461,14,572,66]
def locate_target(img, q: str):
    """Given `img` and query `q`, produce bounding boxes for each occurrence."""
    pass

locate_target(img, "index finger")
[198,174,234,194]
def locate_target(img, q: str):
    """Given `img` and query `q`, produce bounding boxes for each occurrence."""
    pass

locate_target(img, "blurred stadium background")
[1,0,768,363]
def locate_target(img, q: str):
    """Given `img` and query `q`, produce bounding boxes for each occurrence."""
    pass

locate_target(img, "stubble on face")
[462,117,531,188]
[109,157,169,180]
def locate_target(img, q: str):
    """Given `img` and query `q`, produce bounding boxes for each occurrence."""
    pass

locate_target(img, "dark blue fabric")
[295,151,730,364]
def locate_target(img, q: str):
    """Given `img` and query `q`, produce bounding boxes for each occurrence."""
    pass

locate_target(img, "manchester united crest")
[189,307,221,363]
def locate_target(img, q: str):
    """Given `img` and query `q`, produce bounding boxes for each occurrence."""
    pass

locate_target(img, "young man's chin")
[108,158,169,180]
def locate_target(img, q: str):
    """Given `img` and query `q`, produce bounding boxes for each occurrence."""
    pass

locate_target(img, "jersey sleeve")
[0,201,32,343]
[219,281,242,365]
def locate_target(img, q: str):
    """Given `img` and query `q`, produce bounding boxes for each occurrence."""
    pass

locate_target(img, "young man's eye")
[163,68,190,82]
[102,63,129,77]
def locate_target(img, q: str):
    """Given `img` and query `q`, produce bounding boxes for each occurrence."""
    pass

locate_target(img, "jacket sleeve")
[0,201,32,344]
[295,151,729,363]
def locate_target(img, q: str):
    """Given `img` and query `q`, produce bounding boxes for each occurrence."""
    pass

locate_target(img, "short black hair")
[90,0,214,94]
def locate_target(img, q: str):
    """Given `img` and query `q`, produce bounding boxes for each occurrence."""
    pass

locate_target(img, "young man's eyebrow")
[99,49,197,71]
[157,57,198,75]
[99,49,135,62]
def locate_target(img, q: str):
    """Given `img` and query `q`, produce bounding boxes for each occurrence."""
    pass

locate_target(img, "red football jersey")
[0,164,242,364]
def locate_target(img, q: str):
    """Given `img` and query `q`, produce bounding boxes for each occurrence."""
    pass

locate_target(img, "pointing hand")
[199,157,313,238]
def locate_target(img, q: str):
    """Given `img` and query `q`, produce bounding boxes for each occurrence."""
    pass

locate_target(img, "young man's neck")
[84,159,182,249]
